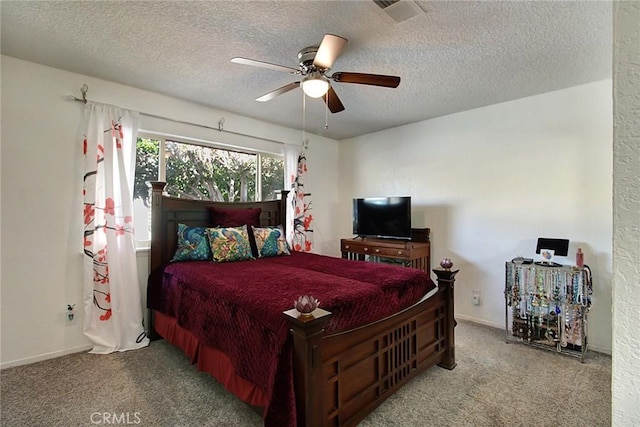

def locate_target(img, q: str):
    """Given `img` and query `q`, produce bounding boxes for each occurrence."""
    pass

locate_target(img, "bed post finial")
[433,268,458,370]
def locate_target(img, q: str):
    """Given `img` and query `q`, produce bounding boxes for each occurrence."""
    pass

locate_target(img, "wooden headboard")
[148,181,288,273]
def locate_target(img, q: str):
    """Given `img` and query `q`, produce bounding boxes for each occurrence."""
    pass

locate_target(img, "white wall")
[339,80,613,353]
[612,2,640,425]
[0,55,339,367]
[0,53,616,366]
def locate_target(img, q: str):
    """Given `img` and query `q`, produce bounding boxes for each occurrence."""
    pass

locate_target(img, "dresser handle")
[345,245,350,249]
[375,249,380,253]
[364,247,369,252]
[398,251,403,255]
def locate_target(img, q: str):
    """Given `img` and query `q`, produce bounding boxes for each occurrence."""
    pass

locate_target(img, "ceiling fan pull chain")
[302,90,308,151]
[324,90,329,130]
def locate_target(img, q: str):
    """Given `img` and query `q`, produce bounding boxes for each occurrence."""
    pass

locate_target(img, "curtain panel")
[82,103,148,353]
[291,150,313,252]
[284,144,299,246]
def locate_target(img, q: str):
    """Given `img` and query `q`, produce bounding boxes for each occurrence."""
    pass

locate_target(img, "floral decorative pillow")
[171,224,212,262]
[206,225,255,262]
[208,206,262,258]
[252,225,290,258]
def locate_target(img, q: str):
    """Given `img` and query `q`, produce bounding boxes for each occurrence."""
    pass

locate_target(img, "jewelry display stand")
[504,262,592,362]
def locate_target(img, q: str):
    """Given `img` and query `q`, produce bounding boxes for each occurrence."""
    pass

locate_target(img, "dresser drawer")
[341,241,368,253]
[341,241,408,258]
[340,237,430,274]
[375,247,409,258]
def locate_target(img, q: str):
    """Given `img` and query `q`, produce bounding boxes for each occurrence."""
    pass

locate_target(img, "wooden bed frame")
[147,181,457,427]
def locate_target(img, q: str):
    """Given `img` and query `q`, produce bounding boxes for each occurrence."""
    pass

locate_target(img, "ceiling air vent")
[373,0,425,23]
[374,0,399,8]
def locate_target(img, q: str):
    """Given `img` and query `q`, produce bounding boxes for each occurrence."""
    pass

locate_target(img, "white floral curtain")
[284,144,299,245]
[291,148,313,252]
[82,103,148,354]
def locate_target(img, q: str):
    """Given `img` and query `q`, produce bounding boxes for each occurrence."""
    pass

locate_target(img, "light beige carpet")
[1,320,611,426]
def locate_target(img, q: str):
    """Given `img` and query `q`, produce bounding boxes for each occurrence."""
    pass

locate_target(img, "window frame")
[134,131,284,248]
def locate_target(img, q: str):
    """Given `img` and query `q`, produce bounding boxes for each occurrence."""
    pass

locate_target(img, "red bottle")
[576,248,584,268]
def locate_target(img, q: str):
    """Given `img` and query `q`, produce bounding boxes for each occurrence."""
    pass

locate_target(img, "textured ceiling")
[1,1,612,140]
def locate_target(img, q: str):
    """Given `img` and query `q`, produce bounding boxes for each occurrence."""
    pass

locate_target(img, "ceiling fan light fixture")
[232,33,400,113]
[301,74,329,98]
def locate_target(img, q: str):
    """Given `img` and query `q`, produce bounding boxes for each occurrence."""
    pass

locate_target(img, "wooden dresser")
[340,228,431,274]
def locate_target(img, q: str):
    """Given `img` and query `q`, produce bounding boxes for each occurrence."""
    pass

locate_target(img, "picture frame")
[540,248,555,263]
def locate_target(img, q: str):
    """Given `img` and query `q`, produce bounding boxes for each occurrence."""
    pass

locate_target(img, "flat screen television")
[352,196,412,240]
[535,238,569,256]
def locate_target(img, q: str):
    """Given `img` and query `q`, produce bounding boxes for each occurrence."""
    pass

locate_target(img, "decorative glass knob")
[440,258,454,270]
[294,295,320,318]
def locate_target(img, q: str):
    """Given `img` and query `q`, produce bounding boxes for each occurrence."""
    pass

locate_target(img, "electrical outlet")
[472,290,481,306]
[66,304,77,326]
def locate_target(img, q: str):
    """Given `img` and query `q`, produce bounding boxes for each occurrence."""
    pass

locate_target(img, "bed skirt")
[153,311,268,409]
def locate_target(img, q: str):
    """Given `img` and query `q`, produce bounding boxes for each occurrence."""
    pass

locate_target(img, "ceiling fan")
[231,34,401,113]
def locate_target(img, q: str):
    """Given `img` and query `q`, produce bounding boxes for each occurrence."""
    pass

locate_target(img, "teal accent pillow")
[206,225,255,262]
[171,224,211,262]
[252,225,290,258]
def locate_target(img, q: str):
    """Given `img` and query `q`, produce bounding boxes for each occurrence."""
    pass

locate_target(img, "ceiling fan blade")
[322,86,345,113]
[313,34,348,70]
[331,72,401,88]
[231,57,299,74]
[256,82,301,102]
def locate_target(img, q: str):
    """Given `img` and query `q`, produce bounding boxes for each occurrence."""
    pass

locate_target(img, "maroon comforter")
[148,252,435,427]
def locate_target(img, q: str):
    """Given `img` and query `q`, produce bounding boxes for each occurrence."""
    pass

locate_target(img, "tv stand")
[340,228,431,274]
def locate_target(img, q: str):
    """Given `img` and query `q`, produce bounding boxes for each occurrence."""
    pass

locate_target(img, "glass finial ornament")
[294,295,319,318]
[440,258,454,270]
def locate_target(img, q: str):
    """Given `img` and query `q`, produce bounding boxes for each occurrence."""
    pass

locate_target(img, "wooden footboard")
[283,270,458,427]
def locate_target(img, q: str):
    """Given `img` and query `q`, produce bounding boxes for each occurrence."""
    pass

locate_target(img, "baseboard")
[0,344,92,370]
[585,343,611,355]
[455,313,504,330]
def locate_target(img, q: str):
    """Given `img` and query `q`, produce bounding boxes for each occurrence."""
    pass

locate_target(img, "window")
[133,137,160,244]
[133,135,284,247]
[260,154,285,201]
[165,140,257,202]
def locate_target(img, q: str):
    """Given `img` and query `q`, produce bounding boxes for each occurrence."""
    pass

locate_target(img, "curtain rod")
[72,84,287,146]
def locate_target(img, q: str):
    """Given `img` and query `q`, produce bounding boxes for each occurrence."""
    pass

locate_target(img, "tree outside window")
[133,137,160,208]
[133,137,284,244]
[165,141,257,202]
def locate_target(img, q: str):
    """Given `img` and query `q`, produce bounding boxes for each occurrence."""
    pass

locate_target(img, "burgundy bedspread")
[148,252,435,427]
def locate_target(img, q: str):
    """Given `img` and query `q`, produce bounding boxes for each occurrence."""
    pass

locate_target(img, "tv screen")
[535,238,569,256]
[353,197,411,240]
